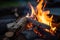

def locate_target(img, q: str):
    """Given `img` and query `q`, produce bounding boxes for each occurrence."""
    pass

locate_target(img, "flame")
[45,27,56,35]
[26,0,56,35]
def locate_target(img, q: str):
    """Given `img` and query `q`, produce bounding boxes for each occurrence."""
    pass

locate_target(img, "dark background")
[0,0,60,8]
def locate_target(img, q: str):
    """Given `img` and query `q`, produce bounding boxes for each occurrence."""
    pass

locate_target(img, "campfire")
[26,0,56,36]
[5,0,60,40]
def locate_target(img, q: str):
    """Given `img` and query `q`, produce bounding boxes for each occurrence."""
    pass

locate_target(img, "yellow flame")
[26,0,56,35]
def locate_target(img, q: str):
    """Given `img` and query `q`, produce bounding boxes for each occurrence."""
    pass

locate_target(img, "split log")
[7,17,27,30]
[13,17,27,29]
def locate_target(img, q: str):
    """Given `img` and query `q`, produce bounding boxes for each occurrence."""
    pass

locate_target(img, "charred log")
[27,17,50,29]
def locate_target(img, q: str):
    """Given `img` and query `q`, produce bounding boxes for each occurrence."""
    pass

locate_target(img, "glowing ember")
[26,22,33,30]
[33,28,42,36]
[26,0,56,35]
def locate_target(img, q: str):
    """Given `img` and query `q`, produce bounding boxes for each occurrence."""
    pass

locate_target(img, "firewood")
[7,17,50,30]
[5,31,14,37]
[7,17,51,36]
[23,17,54,38]
[33,28,56,40]
[7,17,27,30]
[12,17,27,29]
[27,18,50,29]
[6,17,55,40]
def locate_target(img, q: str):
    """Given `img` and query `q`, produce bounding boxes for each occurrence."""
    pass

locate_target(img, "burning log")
[24,17,55,37]
[27,17,50,29]
[6,17,56,40]
[8,17,53,33]
[26,17,56,39]
[33,27,55,38]
[7,17,50,31]
[33,26,57,40]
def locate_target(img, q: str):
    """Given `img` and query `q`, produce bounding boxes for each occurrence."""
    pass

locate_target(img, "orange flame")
[26,0,56,35]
